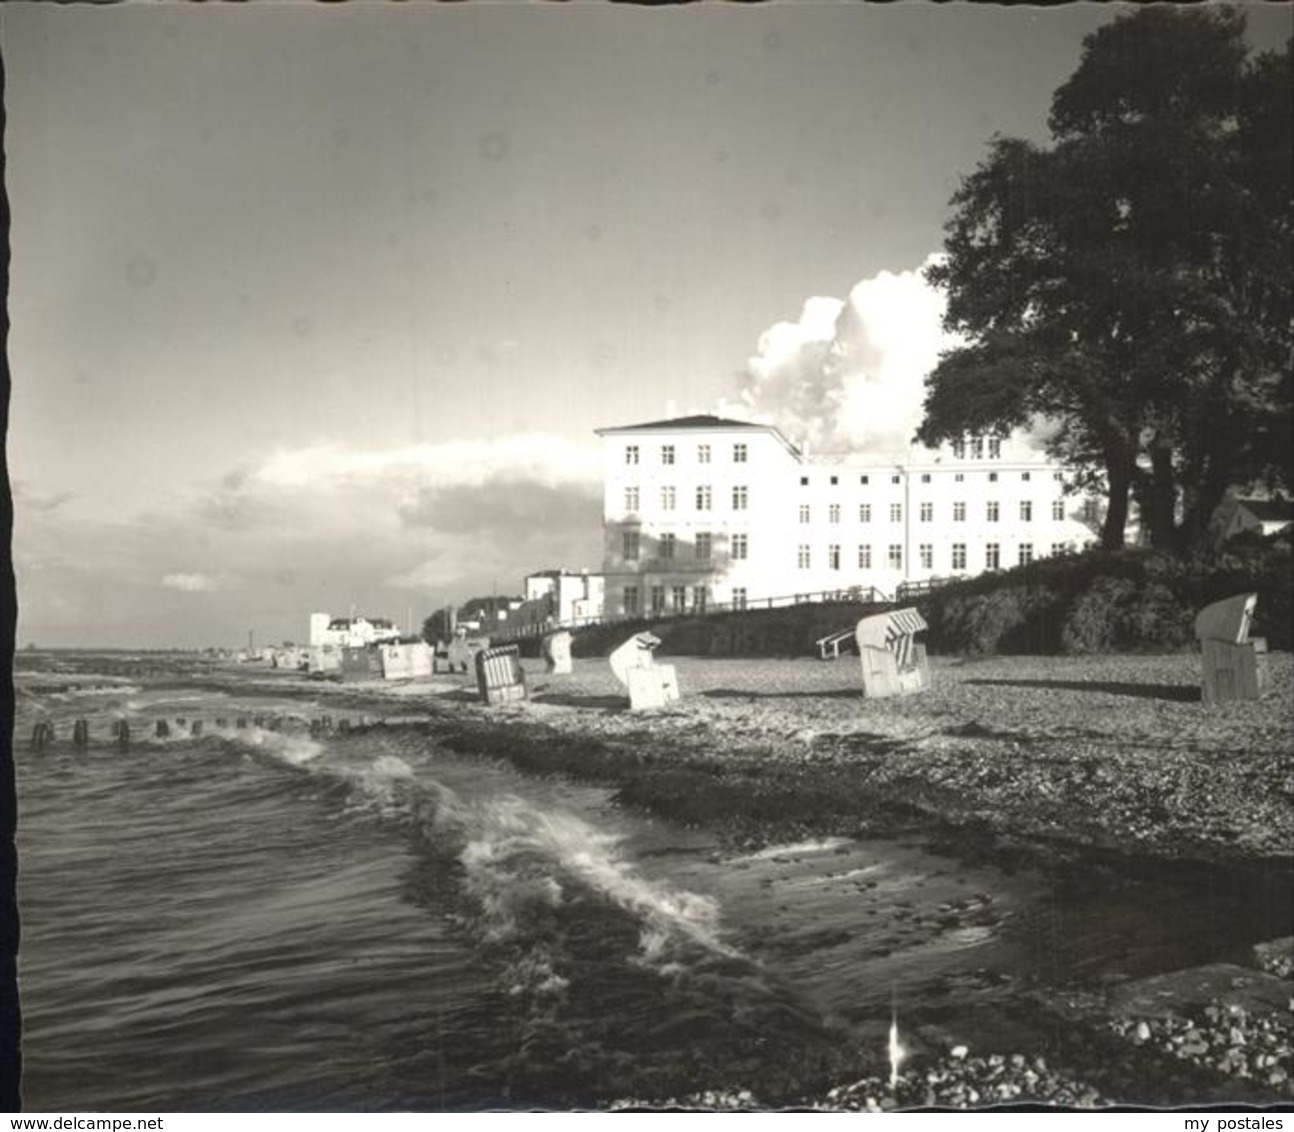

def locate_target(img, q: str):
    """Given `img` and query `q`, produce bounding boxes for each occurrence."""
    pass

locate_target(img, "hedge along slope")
[567,542,1291,660]
[916,541,1292,656]
[572,601,874,659]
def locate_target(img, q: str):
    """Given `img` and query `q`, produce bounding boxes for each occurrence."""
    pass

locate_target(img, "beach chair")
[447,633,488,674]
[340,646,374,683]
[609,632,680,710]
[542,630,573,675]
[431,640,452,674]
[309,644,341,675]
[855,607,930,699]
[475,644,528,705]
[1194,593,1268,704]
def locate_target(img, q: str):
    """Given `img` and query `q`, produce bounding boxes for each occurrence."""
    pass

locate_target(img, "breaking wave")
[456,796,733,964]
[283,745,737,976]
[732,837,854,863]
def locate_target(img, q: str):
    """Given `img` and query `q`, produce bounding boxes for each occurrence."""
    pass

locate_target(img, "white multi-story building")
[594,415,1098,616]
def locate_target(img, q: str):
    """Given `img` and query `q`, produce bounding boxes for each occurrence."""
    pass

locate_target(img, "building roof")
[595,414,802,458]
[1238,498,1294,523]
[595,414,766,433]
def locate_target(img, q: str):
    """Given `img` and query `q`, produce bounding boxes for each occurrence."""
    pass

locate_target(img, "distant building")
[309,613,401,648]
[525,569,605,625]
[594,414,1096,615]
[459,598,524,633]
[1212,496,1294,547]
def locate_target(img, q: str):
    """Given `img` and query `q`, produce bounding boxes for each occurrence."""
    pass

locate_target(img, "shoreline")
[213,650,1294,868]
[216,650,1294,1108]
[28,649,1289,1108]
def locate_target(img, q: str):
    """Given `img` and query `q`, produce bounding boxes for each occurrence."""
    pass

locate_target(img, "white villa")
[308,613,402,649]
[593,415,1098,618]
[525,569,606,625]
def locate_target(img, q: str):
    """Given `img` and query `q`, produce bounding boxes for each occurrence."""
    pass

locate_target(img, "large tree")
[920,7,1292,552]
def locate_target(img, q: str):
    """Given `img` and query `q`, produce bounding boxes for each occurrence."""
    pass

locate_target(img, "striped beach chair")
[855,607,930,699]
[475,644,528,705]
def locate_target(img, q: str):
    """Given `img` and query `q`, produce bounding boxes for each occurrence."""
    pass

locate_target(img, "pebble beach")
[218,648,1292,1110]
[298,650,1294,864]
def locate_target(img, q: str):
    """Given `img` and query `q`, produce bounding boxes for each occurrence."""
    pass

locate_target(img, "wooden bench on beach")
[1194,593,1268,705]
[609,631,680,711]
[816,627,857,660]
[856,607,930,699]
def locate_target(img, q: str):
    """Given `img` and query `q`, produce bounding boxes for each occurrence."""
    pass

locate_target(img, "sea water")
[12,653,1289,1110]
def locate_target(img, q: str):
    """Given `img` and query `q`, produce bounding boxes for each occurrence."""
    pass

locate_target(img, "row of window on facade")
[622,531,739,560]
[622,530,1072,570]
[811,542,1064,570]
[621,584,710,616]
[804,500,1070,523]
[798,469,1056,486]
[622,436,1012,467]
[951,436,1003,460]
[626,485,749,510]
[624,442,748,466]
[624,487,1097,524]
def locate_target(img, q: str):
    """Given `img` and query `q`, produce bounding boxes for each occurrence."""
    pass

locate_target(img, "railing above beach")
[894,575,968,601]
[490,586,894,643]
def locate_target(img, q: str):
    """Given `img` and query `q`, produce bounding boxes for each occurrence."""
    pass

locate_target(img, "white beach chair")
[609,632,680,710]
[855,607,930,699]
[542,630,574,675]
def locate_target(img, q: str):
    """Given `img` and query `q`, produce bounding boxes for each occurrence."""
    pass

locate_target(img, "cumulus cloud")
[397,479,600,535]
[252,434,600,491]
[736,254,960,455]
[15,432,606,647]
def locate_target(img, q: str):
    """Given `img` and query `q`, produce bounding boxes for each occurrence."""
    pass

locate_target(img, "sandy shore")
[261,650,1293,865]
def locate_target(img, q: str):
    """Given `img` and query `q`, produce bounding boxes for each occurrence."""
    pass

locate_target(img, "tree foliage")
[420,609,452,645]
[420,595,525,644]
[921,7,1292,553]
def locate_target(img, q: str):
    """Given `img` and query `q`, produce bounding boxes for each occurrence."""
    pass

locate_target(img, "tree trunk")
[1178,465,1230,555]
[1142,443,1180,550]
[1103,455,1134,550]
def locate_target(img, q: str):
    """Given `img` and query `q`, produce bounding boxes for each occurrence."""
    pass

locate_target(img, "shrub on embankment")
[917,540,1292,656]
[568,541,1291,659]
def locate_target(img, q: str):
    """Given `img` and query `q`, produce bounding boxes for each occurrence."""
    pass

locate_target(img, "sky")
[4,1,1291,649]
